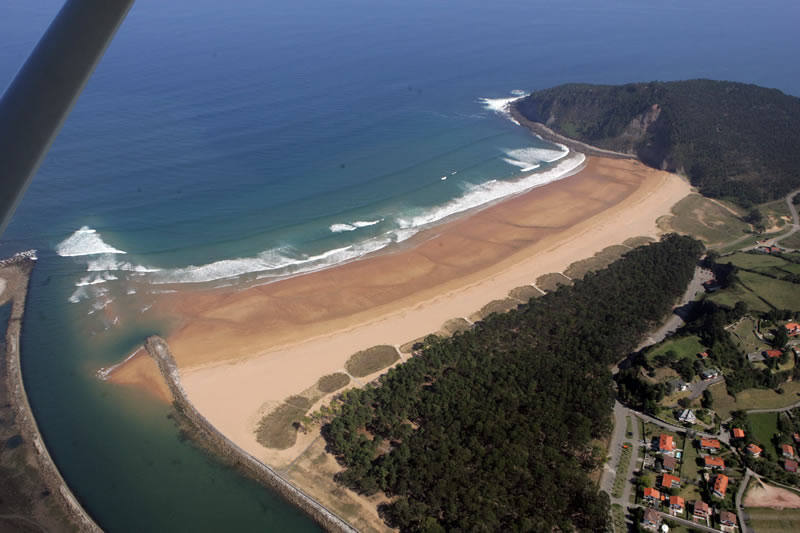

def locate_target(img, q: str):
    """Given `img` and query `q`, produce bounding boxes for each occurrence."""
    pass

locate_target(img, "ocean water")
[1,0,799,531]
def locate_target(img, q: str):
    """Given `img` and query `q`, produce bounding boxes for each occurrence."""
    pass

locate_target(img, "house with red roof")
[700,438,721,452]
[720,510,737,532]
[747,443,763,457]
[698,351,709,359]
[658,433,675,454]
[643,487,661,504]
[732,428,745,439]
[782,444,795,458]
[669,495,685,515]
[764,349,782,358]
[712,474,729,498]
[704,455,725,470]
[785,322,800,336]
[693,500,710,521]
[661,473,681,490]
[785,459,798,473]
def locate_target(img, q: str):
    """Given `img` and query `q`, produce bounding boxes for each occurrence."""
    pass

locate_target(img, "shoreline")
[0,252,102,532]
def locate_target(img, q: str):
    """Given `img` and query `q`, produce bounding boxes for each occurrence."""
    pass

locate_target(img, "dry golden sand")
[112,157,690,458]
[744,481,800,509]
[109,156,691,531]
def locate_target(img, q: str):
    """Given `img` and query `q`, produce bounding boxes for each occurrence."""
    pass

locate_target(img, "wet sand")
[111,156,692,467]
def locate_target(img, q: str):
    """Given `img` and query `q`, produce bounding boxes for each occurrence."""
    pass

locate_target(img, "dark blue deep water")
[1,0,799,530]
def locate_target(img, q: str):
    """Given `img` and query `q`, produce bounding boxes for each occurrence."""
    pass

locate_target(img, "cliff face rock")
[514,80,800,205]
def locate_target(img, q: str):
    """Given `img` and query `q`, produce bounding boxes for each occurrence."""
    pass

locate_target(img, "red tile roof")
[659,434,675,452]
[747,443,763,455]
[669,495,684,508]
[766,349,783,358]
[644,487,661,499]
[693,500,710,515]
[732,428,745,439]
[661,473,680,489]
[713,474,729,497]
[704,455,725,468]
[783,444,795,457]
[720,510,737,525]
[785,459,798,473]
[701,438,721,449]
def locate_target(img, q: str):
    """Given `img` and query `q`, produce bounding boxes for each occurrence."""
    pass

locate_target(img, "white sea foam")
[329,219,382,233]
[398,153,585,230]
[56,226,126,256]
[501,146,569,172]
[75,272,119,286]
[86,254,160,273]
[479,91,528,125]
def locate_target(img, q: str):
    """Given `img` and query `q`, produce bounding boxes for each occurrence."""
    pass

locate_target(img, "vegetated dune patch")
[508,284,543,302]
[564,244,629,279]
[536,272,573,292]
[317,373,350,394]
[744,481,800,509]
[469,298,520,322]
[345,345,400,378]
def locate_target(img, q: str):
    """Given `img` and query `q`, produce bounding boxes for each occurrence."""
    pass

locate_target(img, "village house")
[642,508,661,530]
[693,500,710,521]
[747,443,763,457]
[782,444,795,459]
[669,495,685,515]
[704,455,725,470]
[669,379,688,393]
[712,474,729,499]
[719,510,738,532]
[785,322,800,337]
[698,351,709,359]
[700,438,722,453]
[661,473,681,490]
[643,487,661,505]
[732,428,745,439]
[785,459,798,473]
[700,368,720,380]
[660,455,677,473]
[763,349,782,359]
[678,409,697,424]
[657,434,675,455]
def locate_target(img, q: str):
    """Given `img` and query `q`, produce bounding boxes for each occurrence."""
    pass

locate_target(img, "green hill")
[514,80,800,205]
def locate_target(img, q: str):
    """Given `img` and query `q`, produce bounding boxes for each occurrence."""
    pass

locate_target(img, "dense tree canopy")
[515,80,800,205]
[324,234,703,532]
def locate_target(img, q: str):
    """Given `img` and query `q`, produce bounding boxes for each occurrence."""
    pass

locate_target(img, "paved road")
[633,410,729,444]
[736,469,756,533]
[687,375,725,401]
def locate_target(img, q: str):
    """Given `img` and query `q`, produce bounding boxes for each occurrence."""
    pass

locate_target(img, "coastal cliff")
[513,79,800,205]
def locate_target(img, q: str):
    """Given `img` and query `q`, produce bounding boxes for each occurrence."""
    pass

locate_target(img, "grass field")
[610,503,626,533]
[720,252,788,270]
[737,270,800,311]
[647,335,707,364]
[781,231,800,249]
[563,245,628,280]
[730,317,770,354]
[679,439,702,501]
[508,284,542,302]
[746,507,800,533]
[345,345,400,377]
[747,412,779,455]
[469,298,519,321]
[612,443,633,498]
[439,317,472,336]
[535,272,573,292]
[317,373,350,394]
[709,381,800,419]
[709,280,772,313]
[658,194,752,249]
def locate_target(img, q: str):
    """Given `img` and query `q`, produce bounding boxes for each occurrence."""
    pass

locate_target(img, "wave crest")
[56,226,126,256]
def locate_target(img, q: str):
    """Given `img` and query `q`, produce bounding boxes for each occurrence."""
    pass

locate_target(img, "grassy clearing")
[535,272,573,292]
[746,507,800,533]
[708,279,772,313]
[439,318,472,336]
[679,440,702,501]
[345,345,400,377]
[658,194,751,249]
[255,403,307,449]
[710,381,800,419]
[747,412,779,453]
[399,335,436,354]
[470,298,519,321]
[781,231,800,249]
[317,373,350,394]
[610,503,626,533]
[623,236,655,248]
[730,317,770,354]
[719,252,788,271]
[563,245,628,280]
[508,285,542,302]
[647,335,706,364]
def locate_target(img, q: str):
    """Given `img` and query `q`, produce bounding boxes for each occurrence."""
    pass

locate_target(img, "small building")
[785,459,798,473]
[693,500,710,520]
[661,473,681,490]
[732,428,745,439]
[704,455,725,470]
[661,455,677,472]
[669,379,688,393]
[698,351,710,359]
[720,510,737,532]
[703,279,721,293]
[746,443,762,457]
[701,438,722,452]
[764,349,782,359]
[679,409,698,424]
[669,495,685,515]
[643,487,662,504]
[782,444,796,458]
[785,322,800,336]
[713,474,729,499]
[642,508,661,530]
[658,434,676,454]
[701,368,720,380]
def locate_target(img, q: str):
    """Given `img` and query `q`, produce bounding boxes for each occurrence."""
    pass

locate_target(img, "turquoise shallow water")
[1,0,799,531]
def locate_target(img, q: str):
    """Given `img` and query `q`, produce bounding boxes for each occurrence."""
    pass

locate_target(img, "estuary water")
[1,0,798,530]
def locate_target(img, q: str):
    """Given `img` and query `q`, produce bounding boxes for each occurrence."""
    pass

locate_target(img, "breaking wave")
[329,219,383,233]
[56,226,126,256]
[479,91,528,125]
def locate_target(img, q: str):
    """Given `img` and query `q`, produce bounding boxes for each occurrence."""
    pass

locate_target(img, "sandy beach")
[111,156,691,466]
